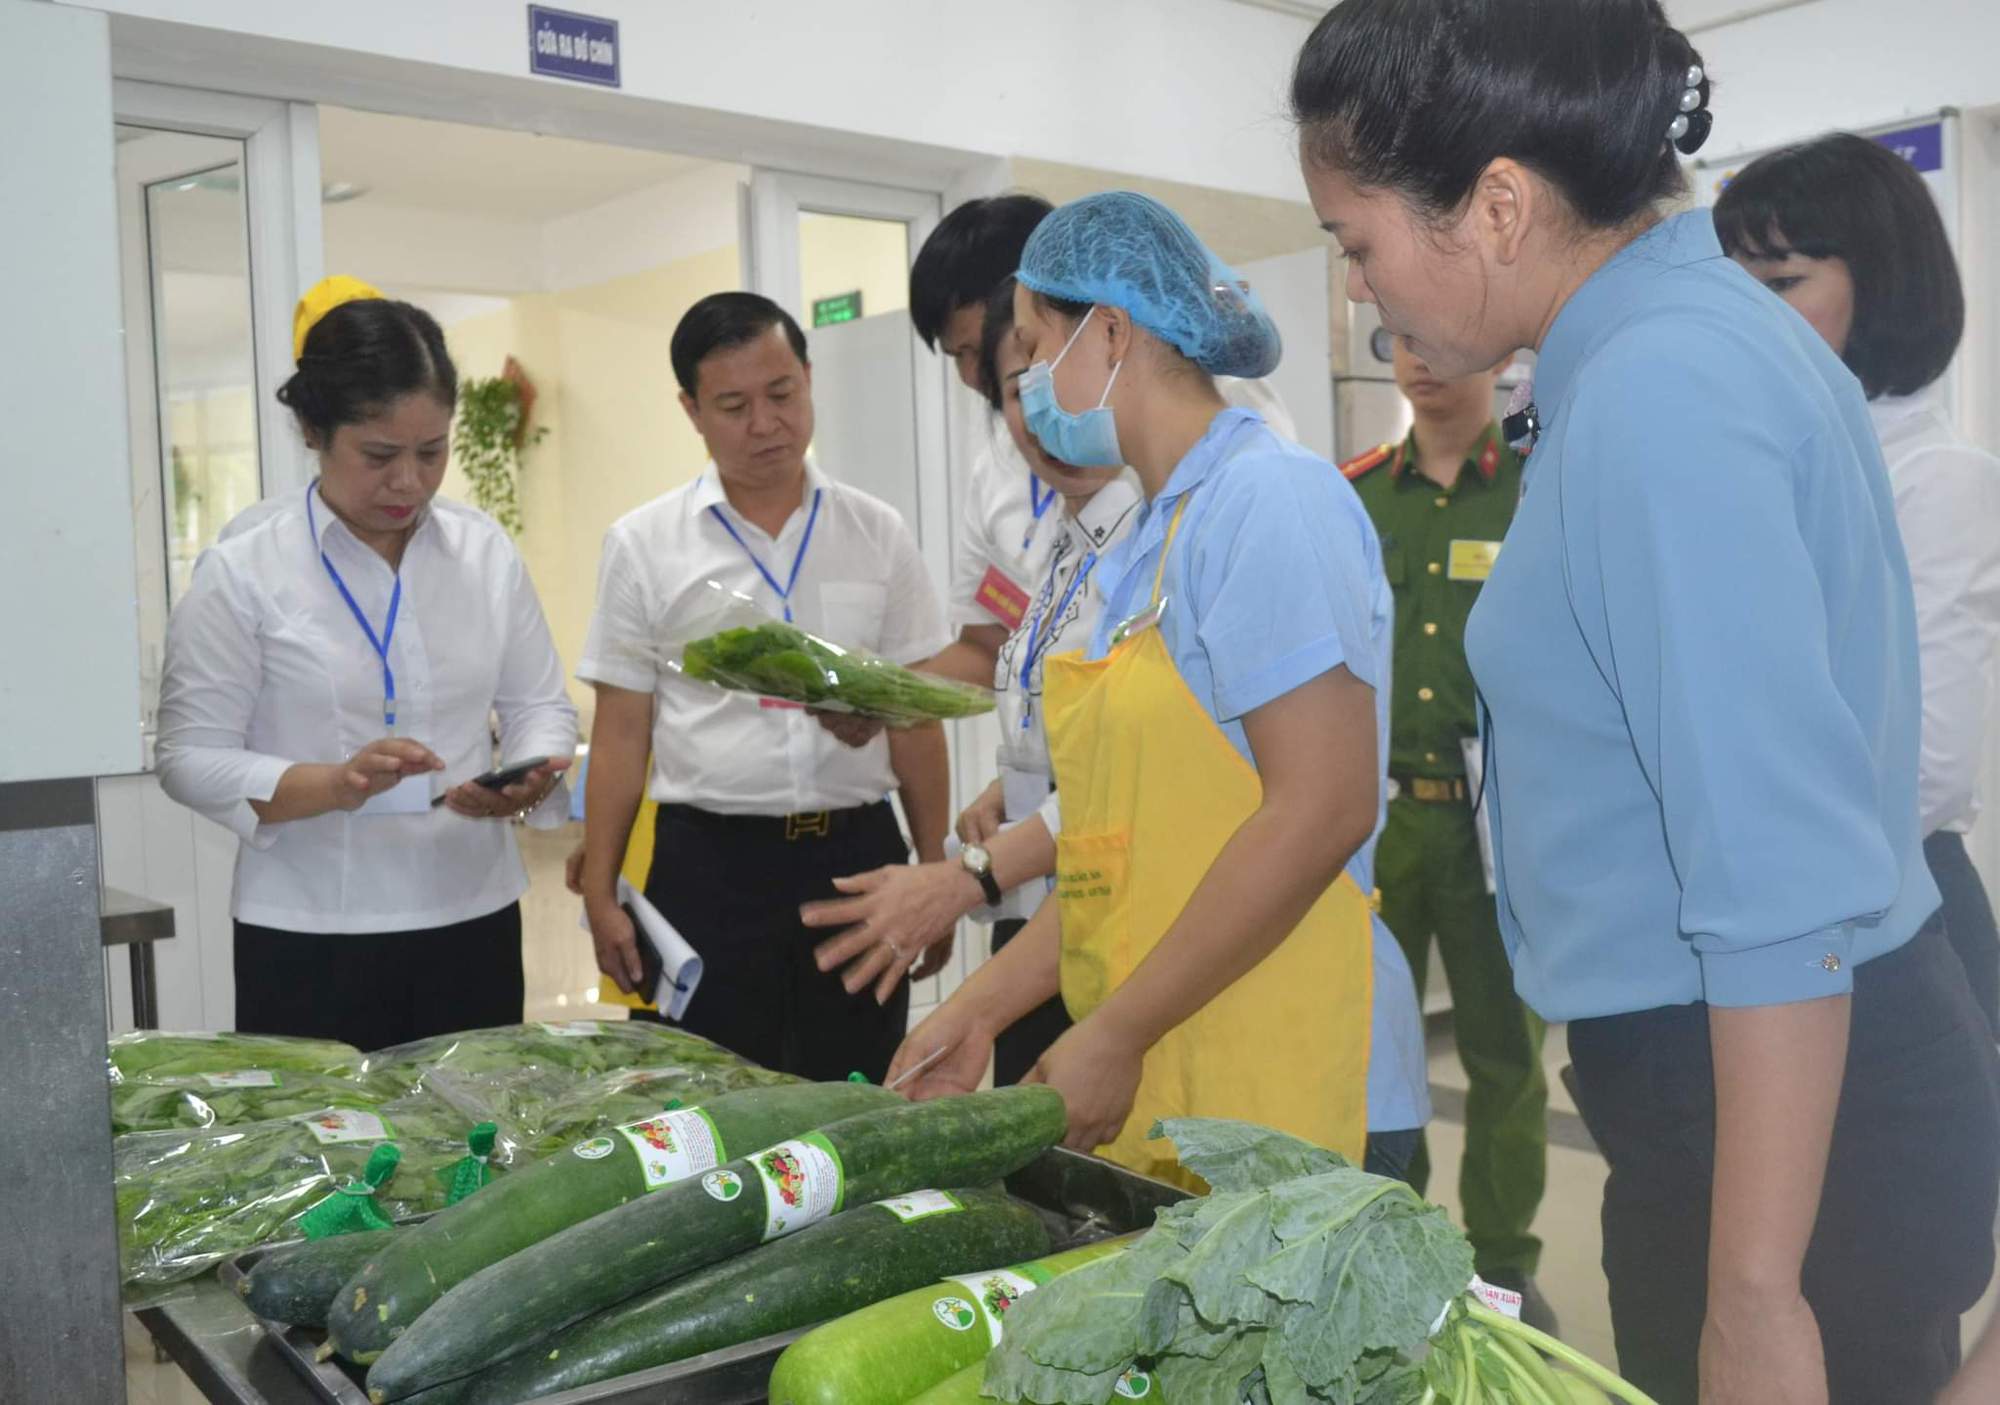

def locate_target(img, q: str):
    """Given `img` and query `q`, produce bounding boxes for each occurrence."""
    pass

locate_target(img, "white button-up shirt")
[576,460,950,816]
[1872,386,2000,835]
[156,486,579,934]
[948,379,1296,632]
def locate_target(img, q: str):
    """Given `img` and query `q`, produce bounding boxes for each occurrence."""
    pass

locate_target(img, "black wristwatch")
[960,844,1004,906]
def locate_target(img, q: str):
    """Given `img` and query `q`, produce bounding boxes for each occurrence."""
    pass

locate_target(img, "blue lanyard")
[709,487,822,623]
[306,482,402,730]
[1018,545,1096,729]
[1022,474,1058,551]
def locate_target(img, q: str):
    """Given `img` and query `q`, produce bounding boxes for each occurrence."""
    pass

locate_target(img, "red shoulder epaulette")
[1340,443,1396,481]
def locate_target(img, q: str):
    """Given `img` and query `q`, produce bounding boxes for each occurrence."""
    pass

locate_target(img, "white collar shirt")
[156,485,580,933]
[1870,386,2000,834]
[577,459,950,816]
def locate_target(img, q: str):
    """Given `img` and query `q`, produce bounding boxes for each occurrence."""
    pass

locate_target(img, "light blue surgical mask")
[1020,308,1125,470]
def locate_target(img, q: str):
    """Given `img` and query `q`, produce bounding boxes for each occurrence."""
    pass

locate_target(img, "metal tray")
[217,1146,1187,1405]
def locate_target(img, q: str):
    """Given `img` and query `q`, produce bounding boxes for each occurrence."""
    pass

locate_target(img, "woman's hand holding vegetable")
[956,780,1006,845]
[1021,1017,1146,1153]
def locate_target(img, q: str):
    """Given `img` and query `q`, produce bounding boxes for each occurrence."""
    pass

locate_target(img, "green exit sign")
[812,290,864,328]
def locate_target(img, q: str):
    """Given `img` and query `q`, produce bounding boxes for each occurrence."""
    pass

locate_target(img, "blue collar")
[1531,210,1727,422]
[1149,407,1261,509]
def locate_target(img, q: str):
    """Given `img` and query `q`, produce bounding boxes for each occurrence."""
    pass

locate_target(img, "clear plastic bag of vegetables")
[519,1061,798,1155]
[657,583,995,725]
[114,1087,527,1286]
[356,1018,754,1095]
[108,1030,362,1081]
[110,1068,401,1135]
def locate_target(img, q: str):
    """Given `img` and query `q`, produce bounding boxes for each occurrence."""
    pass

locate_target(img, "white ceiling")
[317,106,715,221]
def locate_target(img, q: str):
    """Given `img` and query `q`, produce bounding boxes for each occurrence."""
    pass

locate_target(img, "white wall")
[72,0,1317,204]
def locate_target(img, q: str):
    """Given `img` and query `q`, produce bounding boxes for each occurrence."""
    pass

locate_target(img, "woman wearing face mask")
[1291,3,2000,1402]
[888,191,1429,1189]
[156,278,578,1050]
[1716,135,2000,1041]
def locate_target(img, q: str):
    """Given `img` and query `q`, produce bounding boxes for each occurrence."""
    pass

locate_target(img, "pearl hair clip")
[1668,63,1713,156]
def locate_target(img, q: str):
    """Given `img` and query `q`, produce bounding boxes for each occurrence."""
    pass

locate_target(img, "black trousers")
[234,902,524,1052]
[1567,922,2000,1405]
[641,802,909,1084]
[1929,829,2000,1039]
[990,916,1074,1086]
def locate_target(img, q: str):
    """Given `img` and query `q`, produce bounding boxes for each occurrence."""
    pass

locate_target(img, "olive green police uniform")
[1345,425,1547,1278]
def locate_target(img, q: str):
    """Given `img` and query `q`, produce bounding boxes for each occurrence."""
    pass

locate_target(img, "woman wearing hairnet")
[888,192,1426,1186]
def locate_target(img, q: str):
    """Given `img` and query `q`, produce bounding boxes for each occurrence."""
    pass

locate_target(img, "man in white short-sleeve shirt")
[576,293,952,1082]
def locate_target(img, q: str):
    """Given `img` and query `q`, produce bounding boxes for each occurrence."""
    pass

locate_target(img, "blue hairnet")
[1017,191,1282,380]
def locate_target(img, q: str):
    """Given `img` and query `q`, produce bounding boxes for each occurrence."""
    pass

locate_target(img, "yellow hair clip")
[292,275,383,361]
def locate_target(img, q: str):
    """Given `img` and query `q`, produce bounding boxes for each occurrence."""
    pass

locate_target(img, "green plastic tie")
[300,1143,400,1238]
[847,1071,870,1084]
[444,1122,499,1205]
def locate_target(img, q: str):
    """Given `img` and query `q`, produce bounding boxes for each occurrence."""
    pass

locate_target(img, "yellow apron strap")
[1150,497,1192,607]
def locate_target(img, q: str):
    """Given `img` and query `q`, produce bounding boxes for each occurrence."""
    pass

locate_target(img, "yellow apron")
[1040,499,1374,1185]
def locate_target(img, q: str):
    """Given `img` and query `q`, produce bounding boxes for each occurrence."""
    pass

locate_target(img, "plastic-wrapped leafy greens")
[108,1030,362,1081]
[356,1018,753,1094]
[662,583,995,725]
[110,1069,400,1135]
[114,1087,524,1286]
[520,1062,797,1155]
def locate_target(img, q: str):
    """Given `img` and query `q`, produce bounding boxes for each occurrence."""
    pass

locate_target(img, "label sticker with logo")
[1469,1273,1523,1320]
[572,1136,616,1160]
[931,1295,979,1333]
[615,1107,724,1190]
[296,1108,393,1145]
[702,1169,744,1202]
[751,1132,844,1241]
[1114,1367,1154,1398]
[876,1189,964,1224]
[202,1070,280,1089]
[944,1267,1040,1347]
[1446,539,1502,583]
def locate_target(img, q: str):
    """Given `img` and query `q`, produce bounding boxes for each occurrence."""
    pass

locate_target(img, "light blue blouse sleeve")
[1563,320,1904,1007]
[1187,448,1386,722]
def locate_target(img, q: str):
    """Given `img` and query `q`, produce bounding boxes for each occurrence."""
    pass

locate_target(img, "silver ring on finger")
[886,940,906,961]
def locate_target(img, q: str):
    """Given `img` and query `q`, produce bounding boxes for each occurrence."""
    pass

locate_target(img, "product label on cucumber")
[614,1107,724,1190]
[297,1108,393,1145]
[202,1070,280,1089]
[943,1268,1040,1347]
[535,1020,603,1038]
[875,1189,963,1224]
[572,1137,615,1160]
[751,1132,843,1241]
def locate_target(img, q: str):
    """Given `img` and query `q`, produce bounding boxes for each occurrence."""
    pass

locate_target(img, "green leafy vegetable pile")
[111,1070,400,1135]
[109,1030,363,1081]
[984,1119,1652,1404]
[357,1019,754,1094]
[680,620,995,724]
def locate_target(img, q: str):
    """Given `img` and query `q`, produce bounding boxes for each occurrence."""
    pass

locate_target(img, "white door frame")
[113,80,324,501]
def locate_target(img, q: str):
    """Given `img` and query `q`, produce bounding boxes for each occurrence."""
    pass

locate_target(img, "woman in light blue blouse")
[1293,3,1998,1404]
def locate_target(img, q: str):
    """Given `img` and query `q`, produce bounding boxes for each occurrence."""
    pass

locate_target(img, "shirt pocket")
[817,582,888,651]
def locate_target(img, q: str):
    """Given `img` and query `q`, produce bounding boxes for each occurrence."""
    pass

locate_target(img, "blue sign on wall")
[528,5,620,88]
[1873,121,1944,174]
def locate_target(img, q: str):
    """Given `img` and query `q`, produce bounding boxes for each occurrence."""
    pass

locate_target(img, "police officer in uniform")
[1344,338,1552,1327]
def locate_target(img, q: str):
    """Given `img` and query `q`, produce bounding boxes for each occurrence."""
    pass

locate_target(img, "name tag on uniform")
[1447,539,1502,583]
[975,565,1031,630]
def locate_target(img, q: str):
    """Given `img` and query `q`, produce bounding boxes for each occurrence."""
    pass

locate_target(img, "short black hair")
[277,299,456,443]
[974,278,1018,412]
[670,292,809,398]
[1714,134,1963,399]
[1291,0,1706,229]
[909,194,1053,350]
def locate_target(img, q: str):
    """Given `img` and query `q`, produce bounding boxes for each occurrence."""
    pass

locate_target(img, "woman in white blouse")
[1720,135,2000,1036]
[157,280,578,1049]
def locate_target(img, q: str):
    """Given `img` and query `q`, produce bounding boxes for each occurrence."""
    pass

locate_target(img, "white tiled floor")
[125,838,1999,1398]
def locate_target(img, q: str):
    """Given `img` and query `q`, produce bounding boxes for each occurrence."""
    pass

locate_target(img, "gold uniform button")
[1427,561,1443,576]
[1434,496,1450,508]
[1417,687,1435,702]
[1423,622,1439,636]
[1425,751,1439,764]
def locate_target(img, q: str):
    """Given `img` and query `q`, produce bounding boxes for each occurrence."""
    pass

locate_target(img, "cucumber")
[237,1231,396,1330]
[766,1237,1129,1405]
[365,1086,1066,1403]
[454,1187,1049,1404]
[910,1362,1165,1404]
[326,1080,896,1363]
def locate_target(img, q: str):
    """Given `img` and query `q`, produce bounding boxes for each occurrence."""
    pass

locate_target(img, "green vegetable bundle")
[678,617,995,724]
[111,1069,399,1135]
[984,1119,1651,1405]
[358,1020,749,1095]
[109,1030,362,1081]
[115,1090,517,1286]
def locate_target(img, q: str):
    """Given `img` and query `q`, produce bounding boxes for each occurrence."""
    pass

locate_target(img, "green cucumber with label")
[453,1187,1048,1404]
[325,1080,896,1364]
[766,1237,1130,1405]
[363,1086,1067,1403]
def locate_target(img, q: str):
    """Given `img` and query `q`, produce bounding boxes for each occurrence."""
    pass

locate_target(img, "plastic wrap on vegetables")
[519,1061,798,1155]
[356,1019,752,1095]
[660,583,995,725]
[110,1069,401,1135]
[108,1030,363,1082]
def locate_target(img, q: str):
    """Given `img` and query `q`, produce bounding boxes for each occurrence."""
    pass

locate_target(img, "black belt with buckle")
[659,801,886,842]
[1392,774,1467,804]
